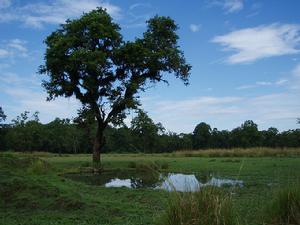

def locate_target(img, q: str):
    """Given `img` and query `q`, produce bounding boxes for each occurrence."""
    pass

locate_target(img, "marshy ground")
[0,150,300,225]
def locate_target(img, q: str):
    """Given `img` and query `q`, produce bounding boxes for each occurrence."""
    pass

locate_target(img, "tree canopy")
[40,8,190,125]
[193,122,211,149]
[39,8,191,164]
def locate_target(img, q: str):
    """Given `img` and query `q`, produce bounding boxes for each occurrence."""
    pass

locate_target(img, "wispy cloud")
[141,92,300,132]
[142,96,245,131]
[212,24,300,64]
[246,2,263,18]
[292,63,300,77]
[223,0,243,13]
[156,96,242,112]
[275,79,289,85]
[189,24,201,32]
[0,72,81,122]
[236,79,288,90]
[3,87,81,122]
[0,72,39,87]
[0,0,121,28]
[0,39,28,59]
[0,49,10,57]
[290,63,300,90]
[123,3,154,28]
[236,63,300,91]
[208,0,244,13]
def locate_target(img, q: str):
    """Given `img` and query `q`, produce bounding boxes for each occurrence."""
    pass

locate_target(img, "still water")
[65,170,243,192]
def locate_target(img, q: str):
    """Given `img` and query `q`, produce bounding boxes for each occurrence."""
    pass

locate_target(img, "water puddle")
[64,171,243,192]
[157,174,243,192]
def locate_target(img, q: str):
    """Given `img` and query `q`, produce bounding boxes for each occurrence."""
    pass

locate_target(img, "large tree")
[40,8,191,166]
[192,122,211,149]
[131,110,164,153]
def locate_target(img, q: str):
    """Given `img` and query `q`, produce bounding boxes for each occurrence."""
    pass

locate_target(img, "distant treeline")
[0,108,299,153]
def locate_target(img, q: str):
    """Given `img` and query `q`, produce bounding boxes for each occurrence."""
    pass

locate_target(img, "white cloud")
[129,3,151,11]
[2,86,81,123]
[236,84,256,90]
[236,79,289,90]
[212,24,300,64]
[223,0,243,13]
[275,79,288,85]
[141,92,300,132]
[256,81,272,86]
[141,96,245,132]
[8,39,27,51]
[189,24,201,32]
[208,0,244,13]
[0,48,10,57]
[0,0,121,28]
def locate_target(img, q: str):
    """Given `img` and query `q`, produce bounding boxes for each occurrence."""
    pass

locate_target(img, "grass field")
[1,150,300,225]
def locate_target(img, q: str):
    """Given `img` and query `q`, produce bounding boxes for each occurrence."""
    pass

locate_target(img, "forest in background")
[0,107,299,153]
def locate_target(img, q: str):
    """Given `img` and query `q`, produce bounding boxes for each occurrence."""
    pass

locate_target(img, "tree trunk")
[92,122,105,170]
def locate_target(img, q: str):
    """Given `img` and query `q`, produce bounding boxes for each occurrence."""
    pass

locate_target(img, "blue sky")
[0,0,300,133]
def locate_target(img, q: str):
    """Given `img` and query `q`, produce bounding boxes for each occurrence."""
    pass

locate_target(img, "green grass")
[158,187,237,225]
[263,185,300,225]
[0,151,300,225]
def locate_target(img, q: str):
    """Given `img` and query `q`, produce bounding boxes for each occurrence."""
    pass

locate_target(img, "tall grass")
[27,158,50,174]
[158,187,237,225]
[171,148,300,158]
[264,185,300,225]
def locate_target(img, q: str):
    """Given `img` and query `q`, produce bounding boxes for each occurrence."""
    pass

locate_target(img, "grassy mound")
[0,153,50,173]
[0,154,85,211]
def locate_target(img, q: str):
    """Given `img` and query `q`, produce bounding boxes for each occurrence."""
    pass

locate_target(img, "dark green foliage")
[261,127,279,148]
[128,161,137,168]
[158,187,237,225]
[130,110,164,153]
[0,107,7,151]
[2,112,89,153]
[0,106,6,123]
[39,8,191,163]
[193,122,212,149]
[210,129,231,148]
[229,120,261,148]
[1,111,300,153]
[264,186,300,225]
